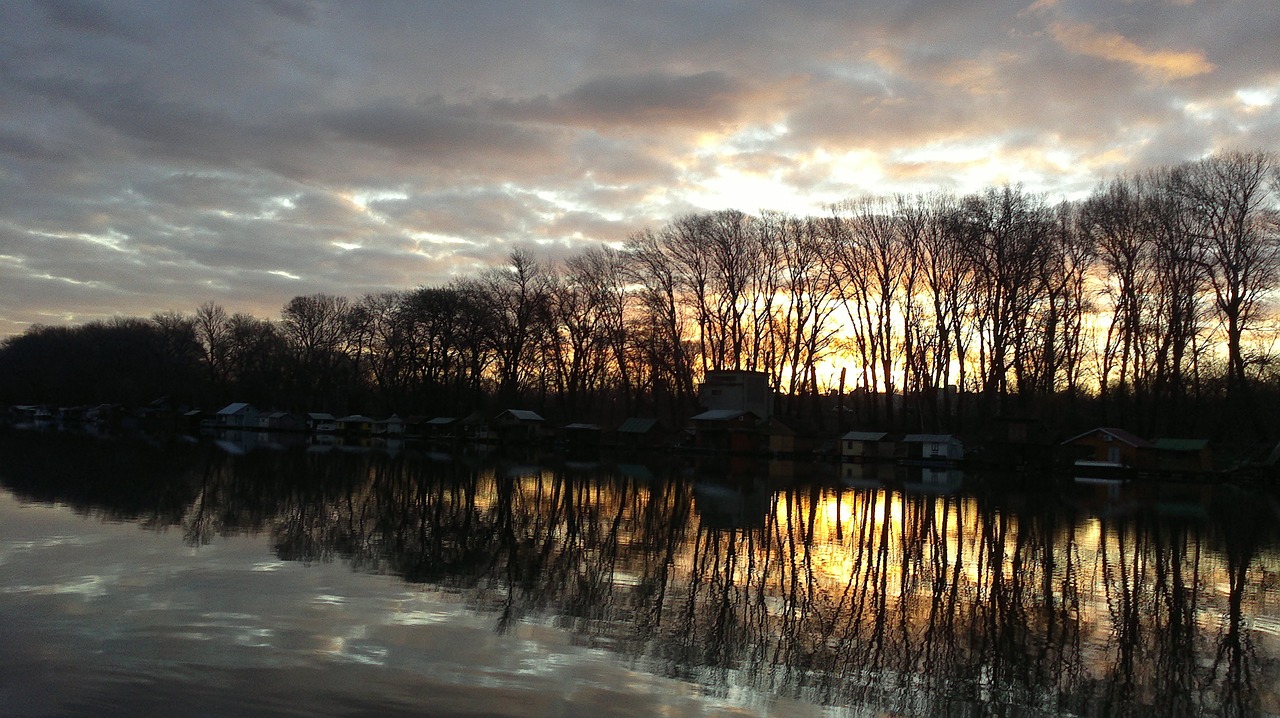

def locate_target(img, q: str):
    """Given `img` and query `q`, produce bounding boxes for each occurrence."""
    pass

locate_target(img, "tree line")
[2,150,1279,441]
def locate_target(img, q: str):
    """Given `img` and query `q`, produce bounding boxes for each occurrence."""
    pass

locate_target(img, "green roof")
[1153,438,1209,452]
[617,417,658,434]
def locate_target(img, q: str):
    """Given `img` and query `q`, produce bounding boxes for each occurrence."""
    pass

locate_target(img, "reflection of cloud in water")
[3,574,108,598]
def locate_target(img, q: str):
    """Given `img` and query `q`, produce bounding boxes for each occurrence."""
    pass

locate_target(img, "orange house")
[1061,427,1154,469]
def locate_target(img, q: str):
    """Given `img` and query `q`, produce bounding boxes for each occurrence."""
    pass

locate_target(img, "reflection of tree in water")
[5,432,1279,715]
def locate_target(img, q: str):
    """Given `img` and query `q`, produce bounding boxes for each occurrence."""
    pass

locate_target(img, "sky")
[1,0,1278,337]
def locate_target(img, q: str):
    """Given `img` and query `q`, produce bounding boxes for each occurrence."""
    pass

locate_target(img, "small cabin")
[492,409,547,443]
[690,409,765,454]
[902,434,964,463]
[260,411,303,432]
[840,431,895,460]
[307,412,338,433]
[616,417,663,449]
[560,423,602,449]
[1152,438,1213,474]
[337,414,377,434]
[766,418,796,455]
[377,414,406,436]
[424,416,459,439]
[1061,427,1153,469]
[216,402,259,429]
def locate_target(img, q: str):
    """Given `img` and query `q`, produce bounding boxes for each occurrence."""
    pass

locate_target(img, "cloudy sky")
[1,0,1277,336]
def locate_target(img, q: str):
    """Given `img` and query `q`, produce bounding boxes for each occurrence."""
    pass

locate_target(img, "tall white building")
[698,370,772,420]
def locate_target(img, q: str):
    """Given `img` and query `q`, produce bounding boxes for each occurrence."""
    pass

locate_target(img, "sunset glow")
[0,1,1276,335]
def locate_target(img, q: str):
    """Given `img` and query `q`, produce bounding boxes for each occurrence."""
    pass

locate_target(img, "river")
[1,428,1278,716]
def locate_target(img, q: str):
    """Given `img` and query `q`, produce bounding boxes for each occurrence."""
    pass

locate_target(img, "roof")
[562,423,601,430]
[841,431,888,441]
[426,416,457,425]
[690,409,754,422]
[499,409,545,422]
[1153,438,1210,452]
[338,414,375,422]
[766,418,795,435]
[903,434,960,443]
[1061,427,1152,448]
[217,402,254,415]
[307,412,335,420]
[617,417,658,434]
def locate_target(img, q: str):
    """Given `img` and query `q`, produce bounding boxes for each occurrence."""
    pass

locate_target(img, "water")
[2,429,1279,717]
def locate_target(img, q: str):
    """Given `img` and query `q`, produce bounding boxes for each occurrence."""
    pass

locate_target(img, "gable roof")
[426,416,458,425]
[1061,427,1152,448]
[904,434,960,444]
[499,409,545,422]
[841,431,888,441]
[690,409,755,422]
[617,417,659,434]
[217,402,254,415]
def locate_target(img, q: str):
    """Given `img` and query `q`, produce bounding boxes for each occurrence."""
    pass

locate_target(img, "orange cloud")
[1049,21,1213,80]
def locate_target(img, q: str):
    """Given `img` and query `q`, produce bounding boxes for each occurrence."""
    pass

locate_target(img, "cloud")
[523,71,756,128]
[0,0,1276,336]
[1048,20,1213,81]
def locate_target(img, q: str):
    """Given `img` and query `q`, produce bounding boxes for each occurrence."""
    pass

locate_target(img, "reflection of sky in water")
[4,436,1280,717]
[0,491,752,718]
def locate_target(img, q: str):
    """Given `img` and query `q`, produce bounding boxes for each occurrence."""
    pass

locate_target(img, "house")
[560,423,602,449]
[840,431,895,461]
[184,408,209,432]
[460,411,492,441]
[690,409,765,453]
[260,411,304,432]
[765,417,796,455]
[901,434,964,463]
[216,402,259,429]
[307,412,338,433]
[377,414,406,436]
[1152,438,1213,474]
[615,417,664,450]
[424,416,459,439]
[491,409,547,443]
[337,414,377,434]
[1061,427,1153,469]
[699,370,773,420]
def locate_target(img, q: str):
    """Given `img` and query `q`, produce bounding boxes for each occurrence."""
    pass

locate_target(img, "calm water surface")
[2,429,1279,717]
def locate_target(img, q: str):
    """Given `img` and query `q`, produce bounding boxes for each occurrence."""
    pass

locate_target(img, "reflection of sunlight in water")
[389,609,459,626]
[321,634,388,665]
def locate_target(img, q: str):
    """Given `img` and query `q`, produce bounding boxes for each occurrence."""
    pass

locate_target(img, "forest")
[2,150,1279,444]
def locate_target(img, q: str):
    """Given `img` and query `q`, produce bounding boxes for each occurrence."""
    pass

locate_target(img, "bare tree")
[1172,151,1280,407]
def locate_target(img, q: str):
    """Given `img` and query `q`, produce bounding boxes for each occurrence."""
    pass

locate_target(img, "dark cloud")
[36,0,148,42]
[503,71,755,128]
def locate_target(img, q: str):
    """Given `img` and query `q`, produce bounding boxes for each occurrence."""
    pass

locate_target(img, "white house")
[902,434,964,462]
[216,402,259,429]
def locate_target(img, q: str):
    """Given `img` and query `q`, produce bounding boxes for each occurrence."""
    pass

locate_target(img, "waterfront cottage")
[901,434,964,463]
[840,431,895,460]
[1061,427,1153,469]
[216,402,259,429]
[491,409,546,443]
[690,409,765,453]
